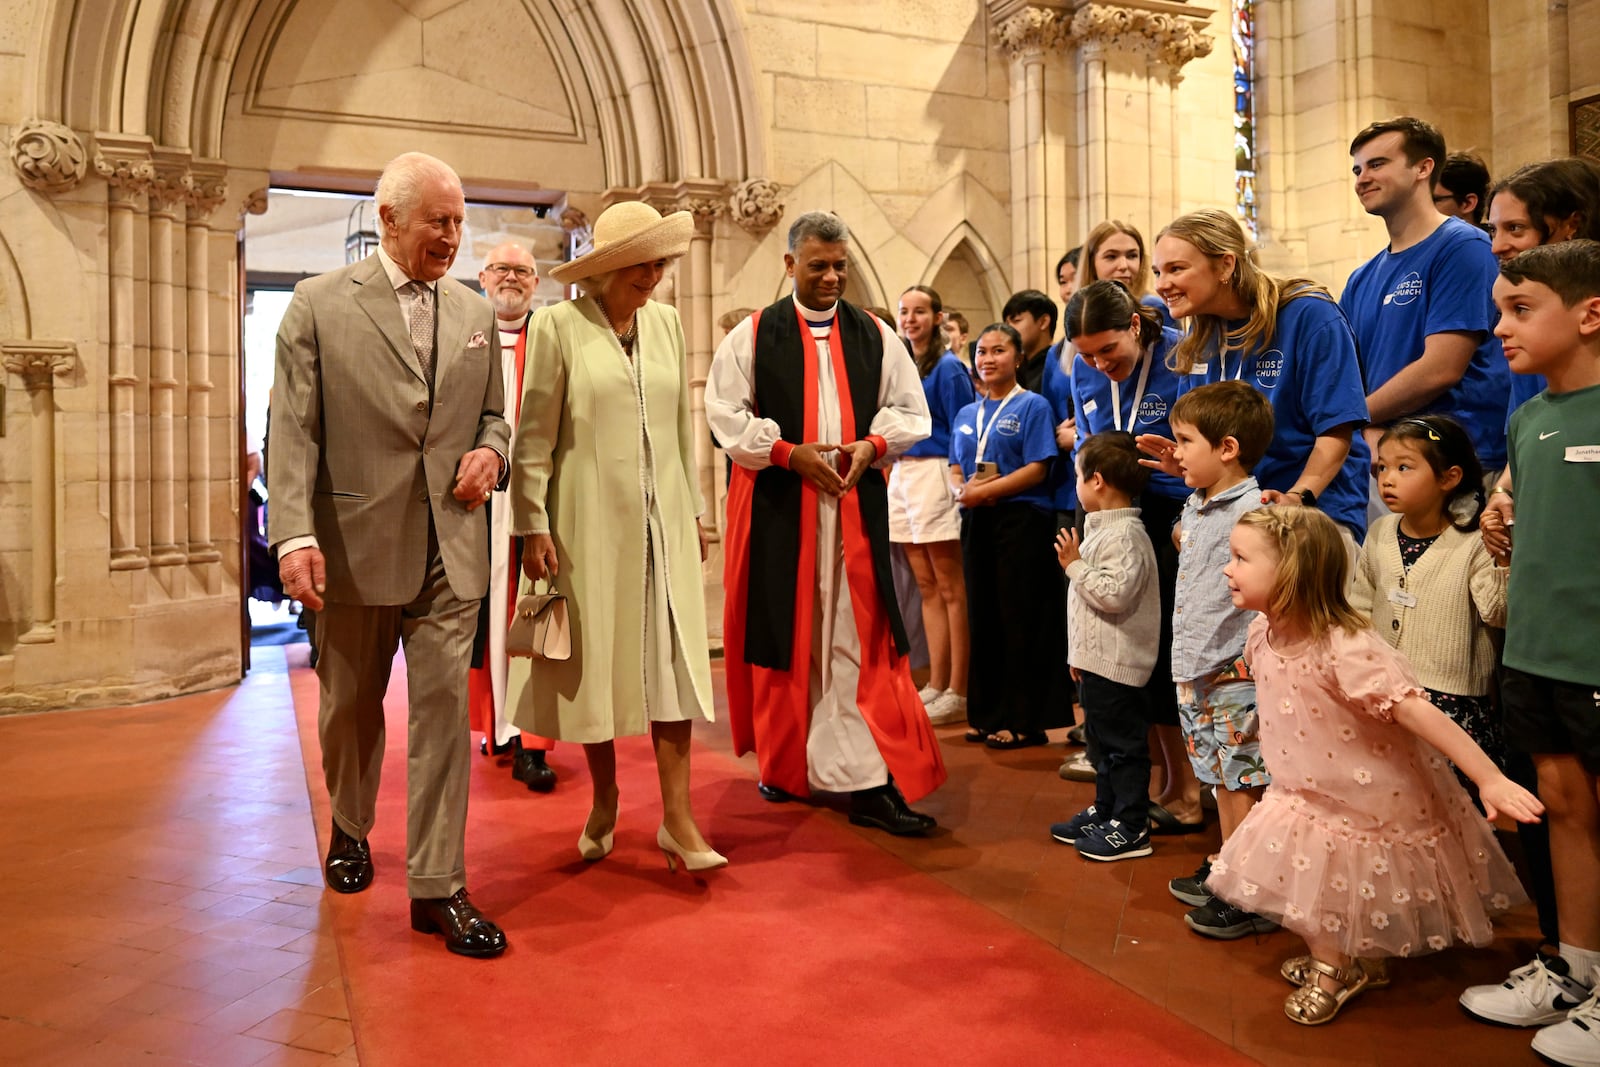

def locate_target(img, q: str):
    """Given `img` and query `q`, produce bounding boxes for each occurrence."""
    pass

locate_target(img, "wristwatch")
[1297,488,1317,507]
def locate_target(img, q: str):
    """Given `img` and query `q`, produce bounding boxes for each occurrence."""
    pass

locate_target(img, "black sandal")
[984,732,1047,750]
[964,729,990,744]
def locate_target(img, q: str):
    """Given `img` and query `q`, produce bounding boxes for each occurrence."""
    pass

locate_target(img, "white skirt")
[888,455,961,544]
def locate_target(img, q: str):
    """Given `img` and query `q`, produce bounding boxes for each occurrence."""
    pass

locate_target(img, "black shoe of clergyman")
[409,889,508,959]
[512,749,557,793]
[848,784,936,836]
[324,822,373,894]
[757,781,796,803]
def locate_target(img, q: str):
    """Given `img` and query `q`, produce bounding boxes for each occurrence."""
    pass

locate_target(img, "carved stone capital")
[992,4,1073,60]
[2,340,79,389]
[93,134,157,200]
[9,120,88,195]
[149,149,194,214]
[1070,1,1214,71]
[187,161,229,220]
[605,180,734,237]
[729,178,784,236]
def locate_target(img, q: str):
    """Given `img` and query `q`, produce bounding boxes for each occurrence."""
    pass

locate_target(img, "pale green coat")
[507,297,713,742]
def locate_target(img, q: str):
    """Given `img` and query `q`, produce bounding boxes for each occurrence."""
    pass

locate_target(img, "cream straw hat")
[547,201,694,284]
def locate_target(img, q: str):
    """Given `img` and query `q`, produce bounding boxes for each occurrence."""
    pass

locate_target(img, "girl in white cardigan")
[1352,414,1509,793]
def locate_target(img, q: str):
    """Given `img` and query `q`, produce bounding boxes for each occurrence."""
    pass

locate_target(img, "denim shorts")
[1177,659,1270,790]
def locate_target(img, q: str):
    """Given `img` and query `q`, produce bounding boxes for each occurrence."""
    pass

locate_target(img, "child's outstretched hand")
[1477,775,1545,824]
[1055,527,1081,571]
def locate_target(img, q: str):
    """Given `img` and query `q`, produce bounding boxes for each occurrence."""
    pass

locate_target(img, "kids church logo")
[1383,271,1424,307]
[996,414,1023,436]
[1137,393,1169,425]
[1254,349,1284,390]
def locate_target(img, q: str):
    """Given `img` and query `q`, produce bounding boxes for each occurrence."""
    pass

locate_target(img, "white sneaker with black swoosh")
[1460,956,1592,1027]
[1531,966,1600,1066]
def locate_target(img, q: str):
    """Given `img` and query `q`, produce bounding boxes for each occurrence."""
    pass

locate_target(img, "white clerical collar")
[792,292,837,325]
[496,316,527,333]
[375,244,437,294]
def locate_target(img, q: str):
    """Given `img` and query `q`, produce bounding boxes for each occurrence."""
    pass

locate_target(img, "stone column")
[1,342,80,644]
[1068,1,1214,232]
[992,2,1073,290]
[185,163,228,564]
[94,136,157,571]
[147,150,192,567]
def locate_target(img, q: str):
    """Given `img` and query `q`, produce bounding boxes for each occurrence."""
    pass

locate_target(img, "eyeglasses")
[485,264,536,279]
[1432,193,1460,206]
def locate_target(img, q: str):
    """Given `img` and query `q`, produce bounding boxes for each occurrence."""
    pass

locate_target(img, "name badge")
[1082,399,1098,415]
[1566,445,1600,463]
[1190,363,1210,375]
[1387,587,1418,609]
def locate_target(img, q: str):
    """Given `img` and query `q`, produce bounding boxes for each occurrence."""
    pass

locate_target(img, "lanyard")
[1109,350,1154,432]
[975,384,1024,464]
[1223,349,1246,381]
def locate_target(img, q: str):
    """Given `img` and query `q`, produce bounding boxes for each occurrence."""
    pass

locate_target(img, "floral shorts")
[1177,659,1270,790]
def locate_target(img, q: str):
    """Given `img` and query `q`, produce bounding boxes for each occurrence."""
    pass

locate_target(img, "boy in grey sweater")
[1049,431,1159,862]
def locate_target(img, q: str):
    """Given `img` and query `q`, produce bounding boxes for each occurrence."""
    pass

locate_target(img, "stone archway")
[1,0,769,709]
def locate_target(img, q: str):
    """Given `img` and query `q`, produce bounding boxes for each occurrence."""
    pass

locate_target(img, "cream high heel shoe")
[656,825,727,873]
[578,809,616,861]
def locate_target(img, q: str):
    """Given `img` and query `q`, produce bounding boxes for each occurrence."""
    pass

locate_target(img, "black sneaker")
[1065,723,1086,745]
[1169,859,1213,907]
[1184,897,1280,940]
[1049,805,1103,844]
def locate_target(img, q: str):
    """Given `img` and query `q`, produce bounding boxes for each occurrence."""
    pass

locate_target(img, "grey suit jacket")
[268,254,511,604]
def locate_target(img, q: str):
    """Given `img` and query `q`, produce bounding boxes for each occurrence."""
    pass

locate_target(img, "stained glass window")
[1233,0,1257,238]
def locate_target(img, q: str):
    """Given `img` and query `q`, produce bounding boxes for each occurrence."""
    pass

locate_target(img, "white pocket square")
[467,331,489,348]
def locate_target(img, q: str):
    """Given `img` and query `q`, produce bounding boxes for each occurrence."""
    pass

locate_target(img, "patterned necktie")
[405,280,436,388]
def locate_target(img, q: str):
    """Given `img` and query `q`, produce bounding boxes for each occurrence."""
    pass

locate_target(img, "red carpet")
[288,658,1260,1066]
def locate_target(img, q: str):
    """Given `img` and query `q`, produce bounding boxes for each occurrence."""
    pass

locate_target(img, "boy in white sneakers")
[1458,241,1600,1066]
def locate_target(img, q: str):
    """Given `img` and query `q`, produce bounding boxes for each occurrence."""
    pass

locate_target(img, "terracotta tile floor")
[0,646,1549,1065]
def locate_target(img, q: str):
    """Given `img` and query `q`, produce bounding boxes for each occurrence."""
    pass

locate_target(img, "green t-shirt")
[1505,381,1600,686]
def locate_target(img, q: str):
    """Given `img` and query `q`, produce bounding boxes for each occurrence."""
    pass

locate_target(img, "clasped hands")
[788,440,879,498]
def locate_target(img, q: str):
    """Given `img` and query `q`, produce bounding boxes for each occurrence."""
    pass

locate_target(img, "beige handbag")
[506,579,571,661]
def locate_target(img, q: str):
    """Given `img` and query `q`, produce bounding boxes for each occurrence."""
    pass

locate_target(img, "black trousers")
[963,501,1070,737]
[1078,670,1153,830]
[1139,492,1184,728]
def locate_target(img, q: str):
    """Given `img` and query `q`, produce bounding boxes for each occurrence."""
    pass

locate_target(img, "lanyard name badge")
[973,384,1023,481]
[1108,351,1153,432]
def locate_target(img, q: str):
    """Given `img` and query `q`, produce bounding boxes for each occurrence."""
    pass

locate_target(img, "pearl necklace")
[593,296,638,351]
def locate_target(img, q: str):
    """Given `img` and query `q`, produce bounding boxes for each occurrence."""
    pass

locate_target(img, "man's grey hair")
[375,152,461,225]
[787,211,851,252]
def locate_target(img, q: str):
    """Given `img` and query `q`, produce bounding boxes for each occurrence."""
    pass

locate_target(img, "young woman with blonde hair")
[1079,220,1174,327]
[1141,208,1371,540]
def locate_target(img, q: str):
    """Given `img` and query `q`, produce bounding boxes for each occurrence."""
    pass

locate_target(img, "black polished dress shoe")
[324,823,373,894]
[481,734,520,758]
[757,781,796,803]
[409,889,508,958]
[848,784,936,836]
[512,749,557,793]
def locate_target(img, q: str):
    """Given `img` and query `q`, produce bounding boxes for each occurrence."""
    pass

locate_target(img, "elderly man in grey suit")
[270,151,511,958]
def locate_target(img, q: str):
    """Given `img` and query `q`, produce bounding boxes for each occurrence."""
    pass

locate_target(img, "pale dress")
[1207,617,1527,959]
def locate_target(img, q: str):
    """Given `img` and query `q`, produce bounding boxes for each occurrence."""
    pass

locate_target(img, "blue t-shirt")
[1039,342,1078,511]
[1340,216,1509,466]
[1071,325,1190,501]
[1182,294,1372,536]
[949,390,1058,511]
[904,352,977,460]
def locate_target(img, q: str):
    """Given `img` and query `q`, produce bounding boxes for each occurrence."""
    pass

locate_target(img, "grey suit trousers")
[315,532,479,900]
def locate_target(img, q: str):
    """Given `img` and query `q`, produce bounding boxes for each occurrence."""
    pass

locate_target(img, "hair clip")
[1425,427,1440,441]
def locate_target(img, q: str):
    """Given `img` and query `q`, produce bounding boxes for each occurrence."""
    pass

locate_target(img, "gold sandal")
[1280,955,1390,989]
[1283,958,1373,1026]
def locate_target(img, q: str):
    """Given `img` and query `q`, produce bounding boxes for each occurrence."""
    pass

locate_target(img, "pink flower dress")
[1207,617,1527,959]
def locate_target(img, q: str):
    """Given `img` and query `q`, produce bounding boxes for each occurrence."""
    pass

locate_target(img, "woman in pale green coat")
[508,202,723,872]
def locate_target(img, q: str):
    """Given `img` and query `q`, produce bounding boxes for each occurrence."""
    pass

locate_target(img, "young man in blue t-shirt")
[1340,117,1509,518]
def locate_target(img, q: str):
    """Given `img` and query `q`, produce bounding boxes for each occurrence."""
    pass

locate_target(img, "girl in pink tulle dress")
[1207,506,1543,1026]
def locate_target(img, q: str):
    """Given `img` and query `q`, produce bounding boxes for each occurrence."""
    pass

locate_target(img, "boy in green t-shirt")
[1459,240,1600,1067]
